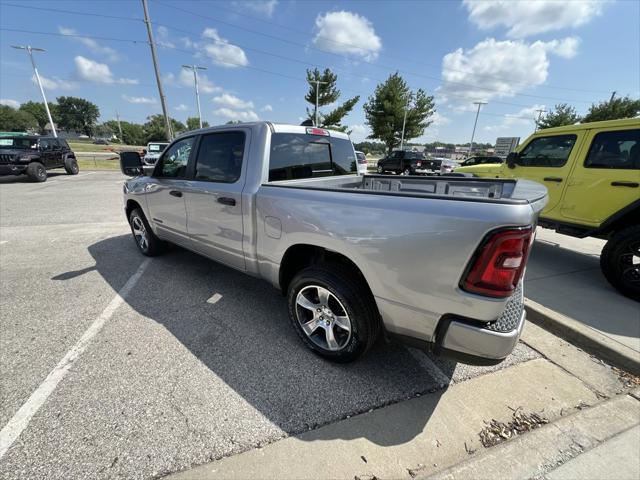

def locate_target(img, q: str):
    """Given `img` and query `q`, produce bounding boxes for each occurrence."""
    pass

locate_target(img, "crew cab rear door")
[559,127,640,227]
[182,130,248,271]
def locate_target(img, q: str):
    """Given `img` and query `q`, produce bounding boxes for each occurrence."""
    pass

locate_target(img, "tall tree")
[582,96,640,123]
[143,114,186,142]
[537,103,581,129]
[305,68,359,131]
[0,105,38,132]
[56,96,100,136]
[186,117,210,131]
[19,101,58,133]
[363,73,435,154]
[104,120,146,146]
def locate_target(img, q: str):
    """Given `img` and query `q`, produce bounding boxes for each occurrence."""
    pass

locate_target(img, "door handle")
[217,197,236,206]
[611,181,639,188]
[169,190,183,197]
[543,177,563,183]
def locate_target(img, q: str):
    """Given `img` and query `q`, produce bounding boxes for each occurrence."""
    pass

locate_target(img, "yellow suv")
[456,118,639,300]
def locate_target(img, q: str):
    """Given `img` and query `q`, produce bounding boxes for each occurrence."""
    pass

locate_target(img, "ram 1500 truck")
[119,122,548,364]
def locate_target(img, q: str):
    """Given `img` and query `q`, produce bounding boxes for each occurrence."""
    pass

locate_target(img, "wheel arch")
[125,199,143,220]
[597,199,640,237]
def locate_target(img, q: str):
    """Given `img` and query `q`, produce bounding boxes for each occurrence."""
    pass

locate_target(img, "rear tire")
[26,162,47,182]
[128,208,165,256]
[64,157,79,175]
[600,225,640,301]
[402,167,411,175]
[377,165,383,174]
[287,264,380,362]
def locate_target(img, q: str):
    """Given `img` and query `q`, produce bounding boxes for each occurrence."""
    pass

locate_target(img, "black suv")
[0,135,79,182]
[376,150,427,175]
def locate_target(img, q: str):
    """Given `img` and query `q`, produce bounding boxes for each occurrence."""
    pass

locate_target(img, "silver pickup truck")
[119,122,548,364]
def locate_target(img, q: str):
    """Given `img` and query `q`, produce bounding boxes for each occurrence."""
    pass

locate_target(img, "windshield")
[0,137,37,149]
[148,143,167,152]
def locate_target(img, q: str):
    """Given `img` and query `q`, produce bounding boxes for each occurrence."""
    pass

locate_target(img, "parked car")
[142,142,169,165]
[355,150,368,175]
[93,139,109,145]
[119,122,547,364]
[455,155,504,176]
[376,150,427,175]
[439,158,458,175]
[0,135,78,182]
[458,118,640,300]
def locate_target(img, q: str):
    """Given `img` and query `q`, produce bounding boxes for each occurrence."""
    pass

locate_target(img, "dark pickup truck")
[0,135,79,182]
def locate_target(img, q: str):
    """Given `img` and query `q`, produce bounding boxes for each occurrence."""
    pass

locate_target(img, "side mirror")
[119,151,143,176]
[506,152,519,169]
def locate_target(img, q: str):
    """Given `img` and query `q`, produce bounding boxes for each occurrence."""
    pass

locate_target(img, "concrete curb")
[525,298,640,375]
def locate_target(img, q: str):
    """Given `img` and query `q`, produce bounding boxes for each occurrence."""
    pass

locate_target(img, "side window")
[52,139,62,150]
[465,157,477,166]
[60,139,70,150]
[194,131,245,183]
[158,137,195,178]
[518,135,577,167]
[39,138,52,151]
[330,137,357,175]
[269,133,332,181]
[584,129,640,170]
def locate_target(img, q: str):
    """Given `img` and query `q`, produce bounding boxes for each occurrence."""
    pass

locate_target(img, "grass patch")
[77,159,120,171]
[68,142,144,153]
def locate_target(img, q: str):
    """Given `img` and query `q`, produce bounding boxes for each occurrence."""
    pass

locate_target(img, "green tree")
[363,73,436,154]
[186,117,210,131]
[19,101,58,133]
[536,103,581,129]
[582,96,640,123]
[56,96,100,136]
[0,105,38,132]
[305,68,359,131]
[104,120,146,145]
[143,114,186,142]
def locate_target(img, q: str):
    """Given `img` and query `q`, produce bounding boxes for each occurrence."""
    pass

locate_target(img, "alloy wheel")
[295,285,352,351]
[131,216,148,251]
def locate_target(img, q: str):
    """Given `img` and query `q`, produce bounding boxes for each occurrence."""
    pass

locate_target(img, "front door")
[145,136,196,246]
[505,133,584,215]
[183,130,248,270]
[560,127,640,227]
[37,138,56,167]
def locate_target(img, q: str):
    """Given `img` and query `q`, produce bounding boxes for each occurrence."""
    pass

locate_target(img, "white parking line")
[0,258,151,460]
[0,241,7,245]
[207,293,223,304]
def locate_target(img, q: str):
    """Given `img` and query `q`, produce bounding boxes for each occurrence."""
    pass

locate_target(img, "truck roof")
[175,122,352,141]
[537,117,639,134]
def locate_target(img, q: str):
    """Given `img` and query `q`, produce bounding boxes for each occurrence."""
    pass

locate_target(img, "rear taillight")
[358,157,367,164]
[461,227,533,298]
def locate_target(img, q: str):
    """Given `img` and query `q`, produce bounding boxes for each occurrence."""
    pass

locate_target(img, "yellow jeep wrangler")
[456,118,639,300]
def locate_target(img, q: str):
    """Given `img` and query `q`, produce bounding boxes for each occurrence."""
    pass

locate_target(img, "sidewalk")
[526,229,640,356]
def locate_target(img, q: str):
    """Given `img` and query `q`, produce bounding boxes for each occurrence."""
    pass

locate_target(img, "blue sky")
[1,0,638,144]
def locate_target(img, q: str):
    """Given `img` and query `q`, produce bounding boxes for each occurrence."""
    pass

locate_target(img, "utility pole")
[309,79,329,126]
[400,99,411,150]
[609,91,617,102]
[182,64,207,129]
[12,45,56,137]
[469,101,487,155]
[534,108,547,132]
[141,0,172,141]
[115,110,123,142]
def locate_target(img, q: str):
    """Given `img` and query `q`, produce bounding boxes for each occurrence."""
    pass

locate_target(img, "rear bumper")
[0,164,27,175]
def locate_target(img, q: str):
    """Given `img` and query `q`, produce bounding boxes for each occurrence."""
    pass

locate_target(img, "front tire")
[601,225,640,301]
[287,264,380,362]
[26,162,47,182]
[128,208,165,256]
[377,165,383,174]
[64,157,79,175]
[402,167,412,175]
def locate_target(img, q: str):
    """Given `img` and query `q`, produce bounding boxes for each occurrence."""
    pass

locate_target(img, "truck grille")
[0,154,15,164]
[484,282,524,333]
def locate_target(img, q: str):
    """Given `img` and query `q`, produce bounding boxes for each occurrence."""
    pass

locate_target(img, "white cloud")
[439,38,580,103]
[261,104,273,112]
[74,56,138,84]
[59,26,120,61]
[232,0,278,17]
[213,108,259,122]
[174,104,189,111]
[122,95,157,104]
[156,25,175,48]
[348,124,370,143]
[313,11,382,61]
[0,99,20,108]
[202,28,248,68]
[213,93,254,109]
[181,69,221,94]
[32,74,76,91]
[463,0,607,38]
[484,104,546,132]
[430,111,450,127]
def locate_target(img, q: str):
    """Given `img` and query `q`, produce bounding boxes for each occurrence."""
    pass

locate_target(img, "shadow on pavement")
[61,234,455,447]
[0,172,69,184]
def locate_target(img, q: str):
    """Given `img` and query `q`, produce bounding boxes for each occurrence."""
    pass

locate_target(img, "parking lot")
[0,171,550,479]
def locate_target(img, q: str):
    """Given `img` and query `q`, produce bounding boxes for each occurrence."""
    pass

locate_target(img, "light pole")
[309,79,329,126]
[142,0,172,141]
[534,108,546,132]
[12,45,57,137]
[469,101,487,155]
[182,64,207,129]
[400,98,411,150]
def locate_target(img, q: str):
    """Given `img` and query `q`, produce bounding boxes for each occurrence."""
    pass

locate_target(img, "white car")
[355,151,368,175]
[143,142,169,166]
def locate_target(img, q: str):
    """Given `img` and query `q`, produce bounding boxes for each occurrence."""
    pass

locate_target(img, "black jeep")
[0,135,79,182]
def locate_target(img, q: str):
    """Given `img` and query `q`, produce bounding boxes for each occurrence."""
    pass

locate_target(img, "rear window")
[268,133,356,181]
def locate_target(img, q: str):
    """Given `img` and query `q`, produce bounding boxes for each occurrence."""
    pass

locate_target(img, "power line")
[0,2,143,22]
[0,27,149,45]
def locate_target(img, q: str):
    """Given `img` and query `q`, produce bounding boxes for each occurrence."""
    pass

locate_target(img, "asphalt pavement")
[0,171,540,479]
